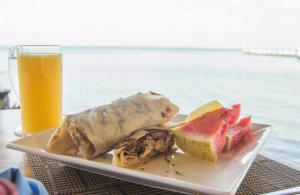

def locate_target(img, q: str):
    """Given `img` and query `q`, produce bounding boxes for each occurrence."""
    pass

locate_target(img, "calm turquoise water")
[1,47,300,163]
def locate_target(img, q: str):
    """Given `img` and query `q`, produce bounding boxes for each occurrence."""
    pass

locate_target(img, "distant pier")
[242,48,300,58]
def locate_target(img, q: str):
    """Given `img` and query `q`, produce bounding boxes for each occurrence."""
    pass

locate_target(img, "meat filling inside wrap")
[113,129,175,168]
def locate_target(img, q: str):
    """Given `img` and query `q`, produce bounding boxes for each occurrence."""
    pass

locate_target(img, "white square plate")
[7,114,272,195]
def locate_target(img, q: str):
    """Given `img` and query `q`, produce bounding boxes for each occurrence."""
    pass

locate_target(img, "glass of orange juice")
[8,45,62,135]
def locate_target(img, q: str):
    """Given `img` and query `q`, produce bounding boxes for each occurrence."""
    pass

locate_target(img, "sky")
[0,0,300,48]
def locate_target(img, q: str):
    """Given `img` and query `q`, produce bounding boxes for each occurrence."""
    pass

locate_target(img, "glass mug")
[8,45,63,135]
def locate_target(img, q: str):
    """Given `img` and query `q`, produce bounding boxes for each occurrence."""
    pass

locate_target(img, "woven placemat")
[27,154,300,195]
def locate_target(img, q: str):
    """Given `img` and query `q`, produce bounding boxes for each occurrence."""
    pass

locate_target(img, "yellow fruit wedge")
[185,100,223,122]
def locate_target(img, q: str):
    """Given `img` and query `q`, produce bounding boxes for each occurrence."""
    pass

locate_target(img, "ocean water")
[0,47,300,163]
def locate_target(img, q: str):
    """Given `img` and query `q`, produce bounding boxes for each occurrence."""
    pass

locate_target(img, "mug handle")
[8,47,20,100]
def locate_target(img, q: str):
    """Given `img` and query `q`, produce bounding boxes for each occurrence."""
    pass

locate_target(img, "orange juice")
[18,53,62,135]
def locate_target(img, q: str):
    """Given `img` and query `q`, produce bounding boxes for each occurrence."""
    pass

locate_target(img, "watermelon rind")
[173,128,218,162]
[223,136,232,153]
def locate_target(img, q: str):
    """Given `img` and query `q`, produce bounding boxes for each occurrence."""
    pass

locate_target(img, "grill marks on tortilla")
[149,91,161,95]
[132,99,151,114]
[166,107,171,113]
[161,106,172,118]
[101,109,108,125]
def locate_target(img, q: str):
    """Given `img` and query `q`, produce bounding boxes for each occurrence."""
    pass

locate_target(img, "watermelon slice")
[223,116,252,153]
[227,104,240,126]
[174,105,240,162]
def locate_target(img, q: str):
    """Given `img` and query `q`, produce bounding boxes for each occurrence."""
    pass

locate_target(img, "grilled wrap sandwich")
[47,92,179,159]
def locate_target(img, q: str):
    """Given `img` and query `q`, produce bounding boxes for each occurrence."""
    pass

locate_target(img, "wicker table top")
[27,153,300,195]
